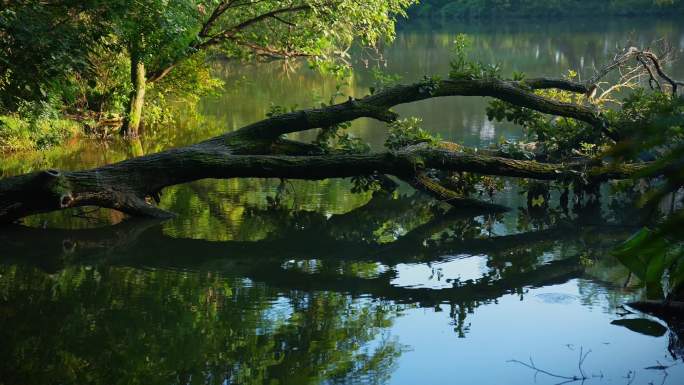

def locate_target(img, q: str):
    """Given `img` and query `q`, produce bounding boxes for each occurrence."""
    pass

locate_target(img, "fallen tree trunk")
[0,74,649,224]
[0,143,649,223]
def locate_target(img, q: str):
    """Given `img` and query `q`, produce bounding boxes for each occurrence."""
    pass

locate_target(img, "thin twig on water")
[508,346,593,384]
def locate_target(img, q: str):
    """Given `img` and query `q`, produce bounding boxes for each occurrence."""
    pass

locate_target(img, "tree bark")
[0,75,652,224]
[0,143,649,224]
[122,57,146,137]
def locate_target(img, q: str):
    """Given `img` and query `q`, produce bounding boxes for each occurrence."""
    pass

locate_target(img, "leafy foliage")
[608,92,684,299]
[385,117,439,150]
[369,68,403,95]
[448,34,501,80]
[0,0,417,145]
[486,71,605,161]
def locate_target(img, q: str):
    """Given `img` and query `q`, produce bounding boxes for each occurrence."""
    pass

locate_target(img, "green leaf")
[613,228,652,280]
[645,254,668,284]
[669,250,684,291]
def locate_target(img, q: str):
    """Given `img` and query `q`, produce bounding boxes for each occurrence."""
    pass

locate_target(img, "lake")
[1,18,684,385]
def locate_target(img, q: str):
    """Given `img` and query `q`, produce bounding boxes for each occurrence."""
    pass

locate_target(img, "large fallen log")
[0,143,648,223]
[0,75,648,224]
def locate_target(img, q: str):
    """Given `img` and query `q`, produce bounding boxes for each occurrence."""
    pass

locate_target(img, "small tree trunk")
[123,57,146,137]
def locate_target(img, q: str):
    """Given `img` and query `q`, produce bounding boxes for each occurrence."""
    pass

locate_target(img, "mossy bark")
[0,75,650,224]
[122,58,146,137]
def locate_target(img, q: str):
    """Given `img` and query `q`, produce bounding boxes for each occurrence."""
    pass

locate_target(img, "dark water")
[2,19,684,385]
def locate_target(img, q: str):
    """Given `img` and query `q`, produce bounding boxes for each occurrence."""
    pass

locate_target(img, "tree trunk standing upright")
[123,56,146,137]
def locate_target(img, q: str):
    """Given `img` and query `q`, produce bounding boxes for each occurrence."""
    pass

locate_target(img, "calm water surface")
[2,19,684,385]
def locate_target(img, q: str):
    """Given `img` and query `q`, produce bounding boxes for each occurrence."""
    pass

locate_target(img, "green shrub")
[0,116,33,152]
[0,114,79,152]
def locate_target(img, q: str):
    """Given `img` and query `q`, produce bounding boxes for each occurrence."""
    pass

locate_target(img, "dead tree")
[0,47,679,225]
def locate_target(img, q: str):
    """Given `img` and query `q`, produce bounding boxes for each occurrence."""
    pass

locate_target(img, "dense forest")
[409,0,684,18]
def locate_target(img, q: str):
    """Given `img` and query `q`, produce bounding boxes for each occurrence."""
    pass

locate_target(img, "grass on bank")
[0,114,81,153]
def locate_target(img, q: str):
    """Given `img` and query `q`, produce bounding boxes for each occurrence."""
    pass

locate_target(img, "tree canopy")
[0,0,416,136]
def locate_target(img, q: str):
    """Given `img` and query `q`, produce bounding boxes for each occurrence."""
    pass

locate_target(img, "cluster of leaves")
[385,117,439,150]
[448,34,501,80]
[384,115,504,199]
[369,68,403,95]
[608,91,684,300]
[313,121,370,154]
[418,75,442,96]
[487,71,606,161]
[0,113,79,152]
[614,226,684,299]
[266,103,298,118]
[0,1,109,110]
[495,138,536,160]
[312,83,371,154]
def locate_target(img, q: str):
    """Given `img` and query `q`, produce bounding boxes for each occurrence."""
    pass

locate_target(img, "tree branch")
[195,4,312,50]
[0,142,649,223]
[0,72,655,224]
[219,77,607,143]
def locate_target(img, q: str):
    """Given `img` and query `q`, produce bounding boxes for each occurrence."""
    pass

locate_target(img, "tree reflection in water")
[0,189,661,384]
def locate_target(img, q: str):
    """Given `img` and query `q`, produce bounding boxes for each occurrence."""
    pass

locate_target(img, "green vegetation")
[485,63,684,300]
[0,114,79,152]
[607,92,684,300]
[408,0,684,19]
[0,0,415,147]
[1,16,684,379]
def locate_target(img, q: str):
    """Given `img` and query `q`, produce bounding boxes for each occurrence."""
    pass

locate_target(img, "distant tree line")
[408,0,684,18]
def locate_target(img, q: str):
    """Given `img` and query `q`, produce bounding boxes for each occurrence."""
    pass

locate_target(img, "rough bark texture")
[0,76,651,224]
[0,144,648,224]
[122,58,146,137]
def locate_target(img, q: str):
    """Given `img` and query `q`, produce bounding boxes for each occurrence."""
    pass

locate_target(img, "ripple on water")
[534,292,580,305]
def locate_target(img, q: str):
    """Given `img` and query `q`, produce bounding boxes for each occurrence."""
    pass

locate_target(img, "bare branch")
[586,46,683,98]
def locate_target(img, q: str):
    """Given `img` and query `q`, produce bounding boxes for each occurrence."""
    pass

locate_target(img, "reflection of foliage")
[351,174,384,194]
[161,178,375,242]
[2,186,638,348]
[0,265,403,385]
[442,171,504,199]
[369,68,402,95]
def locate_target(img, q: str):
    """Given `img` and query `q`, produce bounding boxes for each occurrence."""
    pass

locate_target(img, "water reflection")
[2,189,682,383]
[0,264,403,385]
[2,18,684,385]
